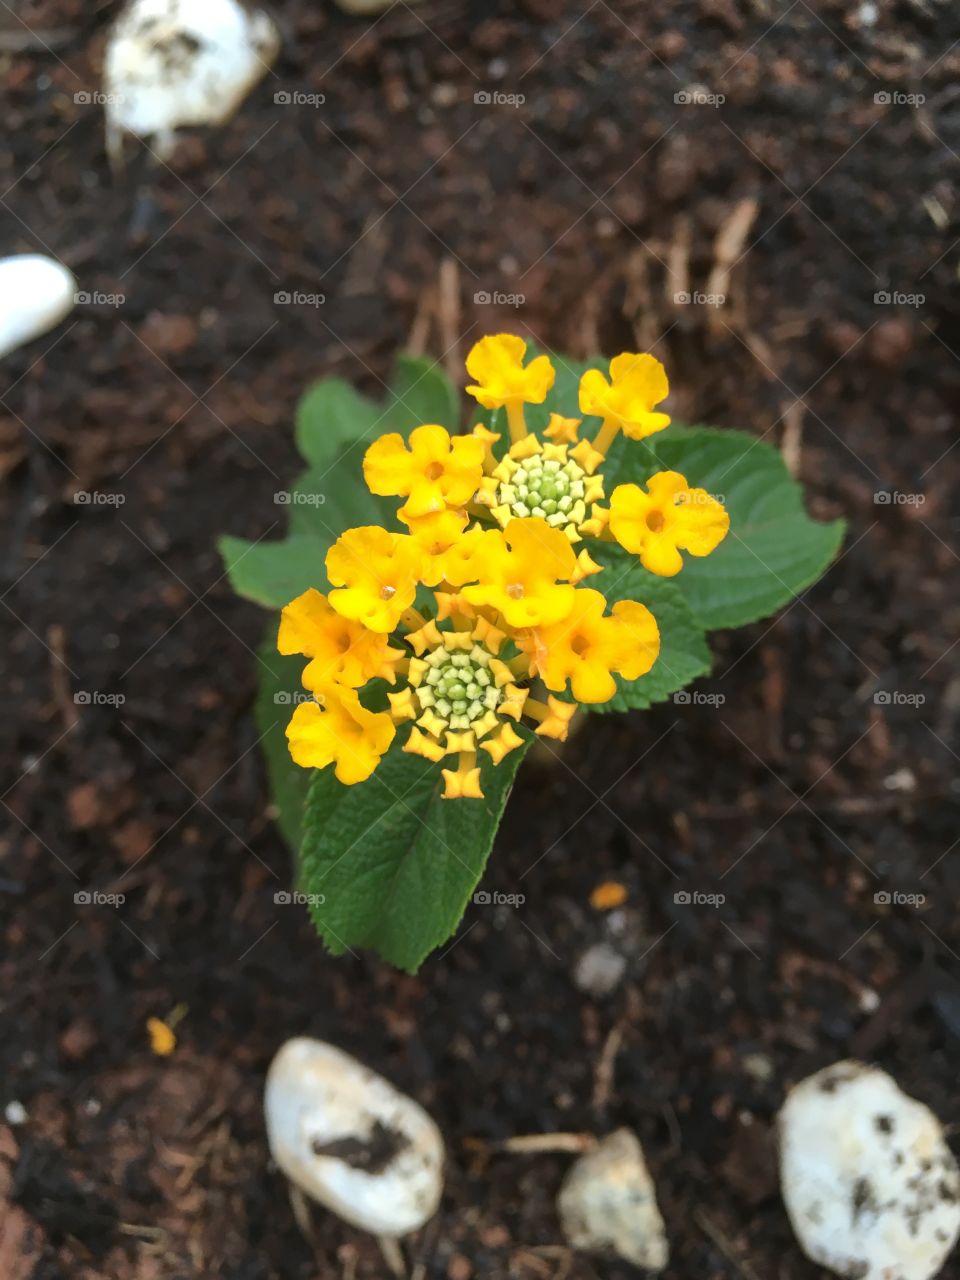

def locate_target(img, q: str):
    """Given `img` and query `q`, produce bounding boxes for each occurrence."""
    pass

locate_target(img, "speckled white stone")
[104,0,279,161]
[0,256,76,360]
[558,1128,668,1271]
[264,1037,444,1237]
[779,1060,960,1280]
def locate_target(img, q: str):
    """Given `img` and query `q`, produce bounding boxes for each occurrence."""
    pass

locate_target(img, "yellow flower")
[441,757,484,799]
[465,334,555,411]
[147,1017,177,1056]
[579,353,671,444]
[609,471,729,577]
[590,881,628,911]
[286,682,395,785]
[364,424,484,519]
[326,526,423,632]
[399,506,469,586]
[522,588,660,702]
[528,694,578,741]
[278,588,403,688]
[462,517,577,629]
[437,526,504,588]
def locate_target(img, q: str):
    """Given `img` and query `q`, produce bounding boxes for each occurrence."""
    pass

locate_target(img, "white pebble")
[104,0,280,162]
[4,1100,27,1126]
[264,1037,444,1237]
[558,1128,669,1271]
[0,255,77,360]
[779,1060,960,1280]
[574,941,626,997]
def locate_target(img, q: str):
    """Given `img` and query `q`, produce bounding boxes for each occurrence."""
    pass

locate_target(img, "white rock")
[0,255,77,360]
[558,1128,669,1271]
[778,1060,960,1280]
[104,0,280,162]
[264,1037,444,1237]
[574,941,626,998]
[4,1100,27,1126]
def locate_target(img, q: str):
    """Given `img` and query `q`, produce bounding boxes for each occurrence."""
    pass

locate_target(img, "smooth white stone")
[558,1128,669,1271]
[104,0,280,161]
[779,1060,960,1280]
[264,1037,444,1237]
[0,256,77,360]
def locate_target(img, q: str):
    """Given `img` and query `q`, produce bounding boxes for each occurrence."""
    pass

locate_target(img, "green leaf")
[254,638,312,851]
[297,732,531,971]
[219,532,328,610]
[294,378,383,470]
[221,355,462,609]
[380,353,460,433]
[220,452,397,609]
[589,544,712,712]
[606,425,845,630]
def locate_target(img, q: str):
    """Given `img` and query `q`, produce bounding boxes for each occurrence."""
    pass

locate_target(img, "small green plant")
[220,337,843,971]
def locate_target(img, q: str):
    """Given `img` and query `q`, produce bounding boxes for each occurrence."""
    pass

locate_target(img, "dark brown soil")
[2,1,960,1277]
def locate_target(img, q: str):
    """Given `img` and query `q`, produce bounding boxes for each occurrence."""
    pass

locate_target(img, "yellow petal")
[147,1017,176,1056]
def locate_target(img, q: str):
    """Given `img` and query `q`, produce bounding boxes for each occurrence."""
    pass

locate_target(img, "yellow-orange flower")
[146,1017,176,1056]
[437,525,504,588]
[462,517,577,628]
[579,353,671,442]
[522,588,660,702]
[326,526,423,632]
[286,682,395,785]
[465,334,555,411]
[278,588,403,688]
[363,424,484,519]
[609,471,729,577]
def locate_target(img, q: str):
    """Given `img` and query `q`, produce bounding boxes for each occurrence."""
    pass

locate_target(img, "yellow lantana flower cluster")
[279,335,729,799]
[281,517,657,798]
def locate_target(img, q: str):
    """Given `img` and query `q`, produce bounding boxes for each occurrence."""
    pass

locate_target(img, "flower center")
[415,643,501,732]
[646,510,665,532]
[506,582,525,599]
[379,584,397,600]
[424,461,444,481]
[500,454,589,528]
